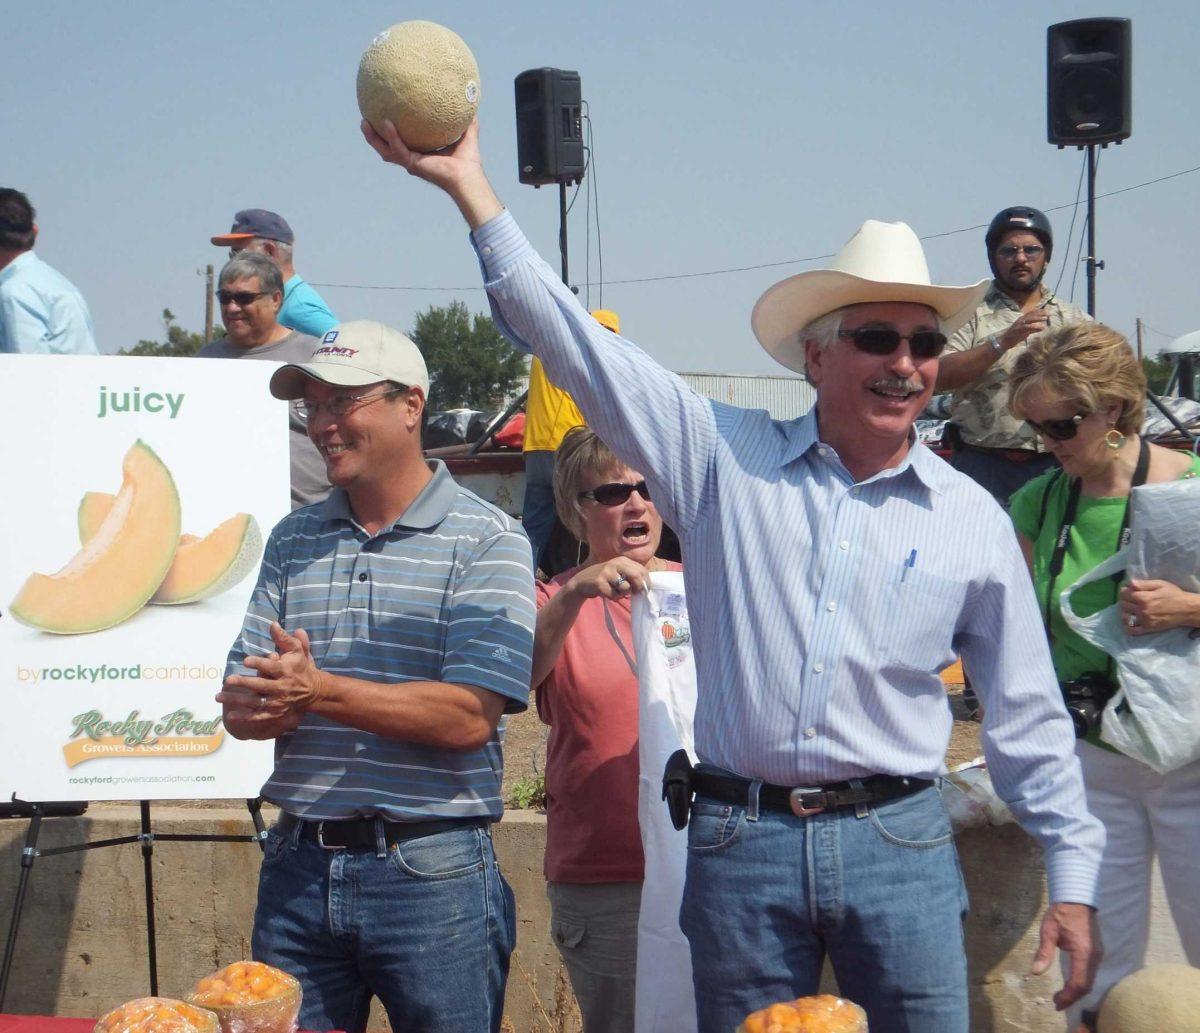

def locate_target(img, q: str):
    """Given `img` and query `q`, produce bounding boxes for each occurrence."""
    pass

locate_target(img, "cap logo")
[322,330,339,343]
[313,345,358,358]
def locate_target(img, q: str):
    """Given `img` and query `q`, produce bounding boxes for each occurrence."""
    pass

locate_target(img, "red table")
[0,1018,330,1033]
[0,1018,94,1033]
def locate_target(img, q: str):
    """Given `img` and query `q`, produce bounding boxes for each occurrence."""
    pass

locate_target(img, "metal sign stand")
[0,796,268,1010]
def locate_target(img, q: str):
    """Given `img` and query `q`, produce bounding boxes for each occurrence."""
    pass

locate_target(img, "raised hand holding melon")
[357,20,480,153]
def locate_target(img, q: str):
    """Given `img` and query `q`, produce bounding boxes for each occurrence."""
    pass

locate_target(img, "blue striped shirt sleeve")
[472,211,718,534]
[441,526,536,712]
[960,524,1104,904]
[224,524,286,676]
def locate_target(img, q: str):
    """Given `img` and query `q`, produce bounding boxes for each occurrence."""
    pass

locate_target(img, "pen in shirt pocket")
[901,548,918,583]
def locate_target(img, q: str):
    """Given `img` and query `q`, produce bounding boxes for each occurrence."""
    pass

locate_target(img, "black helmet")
[986,206,1053,261]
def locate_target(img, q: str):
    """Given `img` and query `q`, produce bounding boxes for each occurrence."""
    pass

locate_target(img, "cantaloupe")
[10,440,180,634]
[79,494,261,606]
[357,20,480,152]
[1098,963,1200,1032]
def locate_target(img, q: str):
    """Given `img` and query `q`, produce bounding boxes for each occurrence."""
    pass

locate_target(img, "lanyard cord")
[1043,438,1151,672]
[602,598,640,678]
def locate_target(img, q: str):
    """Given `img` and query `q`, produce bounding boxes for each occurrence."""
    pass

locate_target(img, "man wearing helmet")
[935,207,1087,505]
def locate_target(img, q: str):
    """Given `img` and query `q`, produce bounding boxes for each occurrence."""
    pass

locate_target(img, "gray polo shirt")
[197,331,329,508]
[224,460,536,821]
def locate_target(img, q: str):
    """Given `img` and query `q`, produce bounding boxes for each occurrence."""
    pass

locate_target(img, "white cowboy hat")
[751,220,990,374]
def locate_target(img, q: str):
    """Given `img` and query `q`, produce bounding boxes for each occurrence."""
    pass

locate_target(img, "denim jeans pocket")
[260,826,291,866]
[387,826,487,880]
[868,789,953,849]
[686,799,743,854]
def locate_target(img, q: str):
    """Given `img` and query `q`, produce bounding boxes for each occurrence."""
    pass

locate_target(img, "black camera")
[1060,673,1117,739]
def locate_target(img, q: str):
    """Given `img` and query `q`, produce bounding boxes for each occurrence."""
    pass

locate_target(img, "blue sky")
[5,2,1196,372]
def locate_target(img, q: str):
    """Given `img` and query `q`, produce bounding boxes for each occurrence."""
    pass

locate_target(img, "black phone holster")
[662,748,695,831]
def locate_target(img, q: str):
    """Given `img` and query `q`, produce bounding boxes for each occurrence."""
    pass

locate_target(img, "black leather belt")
[692,769,933,817]
[277,812,487,850]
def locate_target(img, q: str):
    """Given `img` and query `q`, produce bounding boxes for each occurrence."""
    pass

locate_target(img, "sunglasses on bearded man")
[840,327,949,360]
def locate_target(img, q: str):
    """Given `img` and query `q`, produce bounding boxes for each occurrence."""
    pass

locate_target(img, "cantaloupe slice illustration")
[9,440,181,633]
[79,494,261,605]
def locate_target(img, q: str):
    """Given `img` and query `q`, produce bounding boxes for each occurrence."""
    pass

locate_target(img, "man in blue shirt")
[211,208,338,338]
[0,188,97,355]
[217,320,535,1032]
[362,118,1105,1033]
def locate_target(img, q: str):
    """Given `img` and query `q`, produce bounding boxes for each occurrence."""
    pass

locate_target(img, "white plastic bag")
[1059,478,1200,773]
[940,758,1014,832]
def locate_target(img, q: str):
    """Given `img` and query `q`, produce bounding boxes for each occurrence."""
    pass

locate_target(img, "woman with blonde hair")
[1007,321,1200,1030]
[531,426,681,1033]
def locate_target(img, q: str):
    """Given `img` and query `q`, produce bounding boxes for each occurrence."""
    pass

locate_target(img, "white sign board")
[0,355,288,802]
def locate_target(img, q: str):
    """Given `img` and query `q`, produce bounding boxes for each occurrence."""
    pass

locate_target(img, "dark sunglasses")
[216,289,268,306]
[842,327,948,360]
[996,244,1045,259]
[1025,413,1086,441]
[578,480,651,506]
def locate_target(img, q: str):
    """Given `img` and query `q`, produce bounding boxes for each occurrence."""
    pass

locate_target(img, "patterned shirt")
[470,211,1103,904]
[224,460,536,821]
[946,283,1087,449]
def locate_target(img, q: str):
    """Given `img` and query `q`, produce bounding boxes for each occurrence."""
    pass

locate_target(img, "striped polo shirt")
[224,460,535,821]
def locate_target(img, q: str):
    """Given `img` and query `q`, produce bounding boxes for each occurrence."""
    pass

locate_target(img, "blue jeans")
[521,450,558,569]
[679,785,969,1033]
[252,818,516,1033]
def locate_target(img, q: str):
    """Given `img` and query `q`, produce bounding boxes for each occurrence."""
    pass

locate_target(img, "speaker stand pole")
[1085,143,1101,318]
[1081,143,1197,446]
[558,181,569,288]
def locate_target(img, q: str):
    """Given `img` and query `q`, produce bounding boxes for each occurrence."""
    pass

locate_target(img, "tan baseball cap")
[269,320,430,399]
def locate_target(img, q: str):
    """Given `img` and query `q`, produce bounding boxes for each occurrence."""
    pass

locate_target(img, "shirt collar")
[780,406,949,495]
[986,280,1058,312]
[0,250,35,285]
[318,459,458,533]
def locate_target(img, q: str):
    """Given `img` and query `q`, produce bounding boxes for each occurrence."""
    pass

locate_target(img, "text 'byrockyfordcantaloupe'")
[9,440,181,634]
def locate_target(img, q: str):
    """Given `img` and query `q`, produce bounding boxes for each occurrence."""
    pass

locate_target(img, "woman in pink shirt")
[532,427,680,1033]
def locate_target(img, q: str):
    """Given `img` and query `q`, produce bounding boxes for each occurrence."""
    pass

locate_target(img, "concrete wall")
[0,805,1182,1032]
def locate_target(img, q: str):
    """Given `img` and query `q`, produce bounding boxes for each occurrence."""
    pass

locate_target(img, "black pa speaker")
[1047,18,1132,147]
[514,68,585,186]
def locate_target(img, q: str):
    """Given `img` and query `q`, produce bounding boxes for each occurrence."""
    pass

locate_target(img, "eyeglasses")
[296,387,405,420]
[841,327,948,360]
[216,290,269,307]
[1025,413,1086,441]
[996,244,1045,260]
[577,480,651,506]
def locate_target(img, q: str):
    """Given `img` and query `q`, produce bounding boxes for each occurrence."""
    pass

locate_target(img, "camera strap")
[1042,438,1151,674]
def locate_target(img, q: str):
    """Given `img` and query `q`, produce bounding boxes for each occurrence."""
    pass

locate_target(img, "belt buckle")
[788,787,826,817]
[314,821,342,850]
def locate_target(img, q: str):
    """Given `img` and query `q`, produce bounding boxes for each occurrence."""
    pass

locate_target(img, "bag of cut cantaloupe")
[186,961,301,1033]
[95,998,218,1033]
[736,994,867,1032]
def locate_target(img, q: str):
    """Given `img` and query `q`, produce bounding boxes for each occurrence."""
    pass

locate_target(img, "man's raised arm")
[361,117,718,536]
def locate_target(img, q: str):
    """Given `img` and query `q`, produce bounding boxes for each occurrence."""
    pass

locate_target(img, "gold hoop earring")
[1105,428,1125,452]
